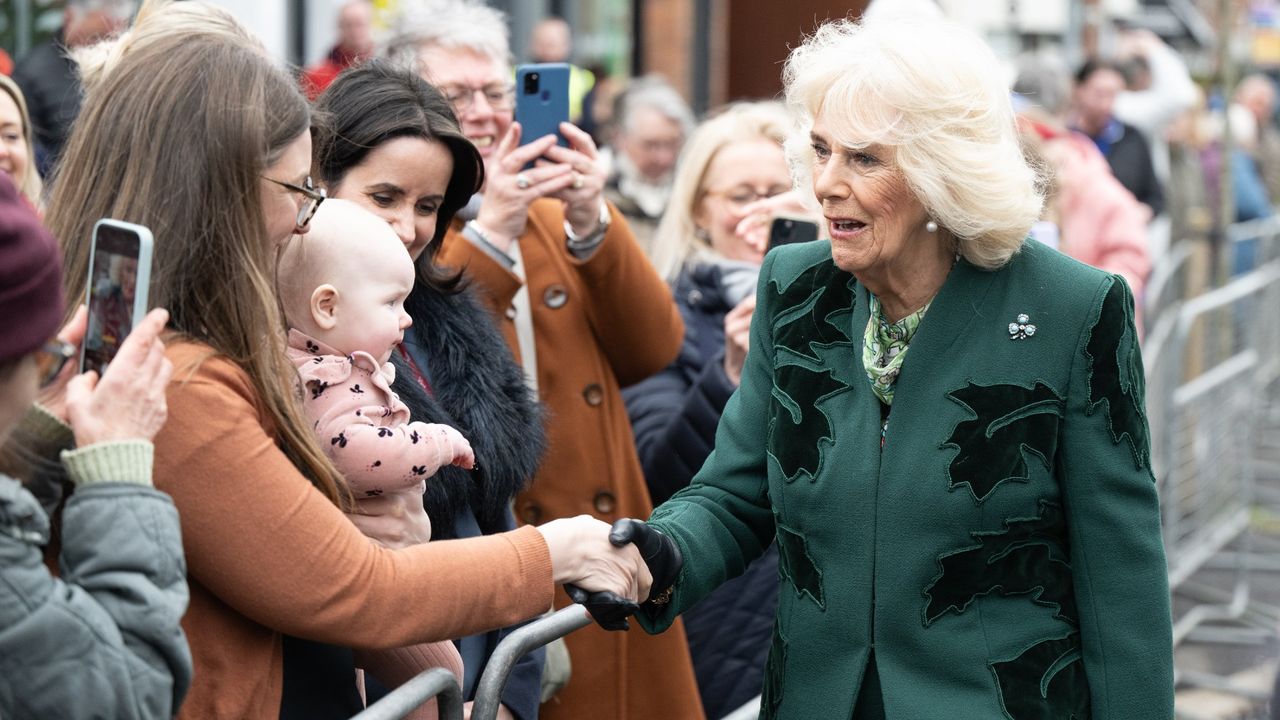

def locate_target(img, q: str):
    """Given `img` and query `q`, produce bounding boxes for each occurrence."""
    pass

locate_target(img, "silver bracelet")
[564,201,611,248]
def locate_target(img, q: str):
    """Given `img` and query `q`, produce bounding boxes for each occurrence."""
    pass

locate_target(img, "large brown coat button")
[593,491,616,514]
[583,384,604,406]
[520,504,542,525]
[543,284,568,309]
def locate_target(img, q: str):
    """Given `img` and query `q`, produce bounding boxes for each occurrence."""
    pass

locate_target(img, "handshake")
[537,518,682,631]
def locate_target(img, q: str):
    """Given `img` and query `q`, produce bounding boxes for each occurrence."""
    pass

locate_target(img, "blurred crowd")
[0,0,1274,719]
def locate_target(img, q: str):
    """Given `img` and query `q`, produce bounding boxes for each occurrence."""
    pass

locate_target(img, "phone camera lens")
[524,72,540,95]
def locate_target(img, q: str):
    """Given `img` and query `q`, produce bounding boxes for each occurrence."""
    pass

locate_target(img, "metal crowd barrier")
[1144,222,1280,697]
[349,667,465,720]
[349,607,592,720]
[471,606,593,720]
[1142,238,1196,339]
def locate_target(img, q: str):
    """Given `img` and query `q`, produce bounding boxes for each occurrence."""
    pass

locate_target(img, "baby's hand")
[422,424,476,470]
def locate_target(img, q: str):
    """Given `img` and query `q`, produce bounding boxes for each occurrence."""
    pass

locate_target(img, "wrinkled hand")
[475,122,575,250]
[537,514,652,598]
[65,308,172,447]
[723,294,755,386]
[542,122,608,237]
[36,305,88,423]
[733,190,820,257]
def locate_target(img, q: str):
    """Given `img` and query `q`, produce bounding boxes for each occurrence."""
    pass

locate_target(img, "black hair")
[312,60,485,293]
[1074,57,1125,86]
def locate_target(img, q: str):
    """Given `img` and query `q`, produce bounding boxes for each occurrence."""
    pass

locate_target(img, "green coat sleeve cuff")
[61,441,154,487]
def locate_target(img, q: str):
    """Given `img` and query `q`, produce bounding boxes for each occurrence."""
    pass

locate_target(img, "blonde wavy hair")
[783,16,1042,270]
[0,76,43,208]
[650,101,794,281]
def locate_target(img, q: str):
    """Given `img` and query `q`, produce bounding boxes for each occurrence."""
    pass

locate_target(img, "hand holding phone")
[515,63,570,157]
[80,219,154,376]
[65,308,173,447]
[768,216,820,251]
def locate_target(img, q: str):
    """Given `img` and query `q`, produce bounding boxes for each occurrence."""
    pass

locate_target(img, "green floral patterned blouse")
[862,292,930,407]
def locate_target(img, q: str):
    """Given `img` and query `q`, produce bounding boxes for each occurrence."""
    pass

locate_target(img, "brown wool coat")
[440,200,704,720]
[154,344,555,720]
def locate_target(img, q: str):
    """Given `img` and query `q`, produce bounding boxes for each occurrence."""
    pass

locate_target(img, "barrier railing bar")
[349,667,464,720]
[1171,351,1257,407]
[471,605,593,720]
[1177,260,1280,325]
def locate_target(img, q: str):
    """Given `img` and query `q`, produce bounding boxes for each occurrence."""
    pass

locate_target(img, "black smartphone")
[515,63,570,156]
[81,219,153,375]
[768,216,819,250]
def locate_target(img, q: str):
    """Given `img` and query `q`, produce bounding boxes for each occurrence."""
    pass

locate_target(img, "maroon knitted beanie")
[0,172,63,364]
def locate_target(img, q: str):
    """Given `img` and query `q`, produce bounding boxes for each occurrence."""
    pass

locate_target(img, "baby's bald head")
[277,199,416,346]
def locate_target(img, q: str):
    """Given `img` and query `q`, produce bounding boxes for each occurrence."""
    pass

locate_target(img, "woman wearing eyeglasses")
[0,171,189,720]
[383,3,698,719]
[41,4,651,719]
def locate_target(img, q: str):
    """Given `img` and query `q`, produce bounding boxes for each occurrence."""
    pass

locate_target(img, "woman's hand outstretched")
[537,514,653,602]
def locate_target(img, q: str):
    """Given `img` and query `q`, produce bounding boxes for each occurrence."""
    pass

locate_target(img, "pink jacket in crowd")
[1045,130,1153,301]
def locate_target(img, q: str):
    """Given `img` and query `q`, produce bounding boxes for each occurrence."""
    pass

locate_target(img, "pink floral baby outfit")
[287,329,467,720]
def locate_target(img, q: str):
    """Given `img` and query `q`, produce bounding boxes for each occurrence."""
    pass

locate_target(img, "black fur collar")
[390,281,544,538]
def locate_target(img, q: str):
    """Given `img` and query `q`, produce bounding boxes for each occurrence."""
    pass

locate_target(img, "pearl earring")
[925,220,938,233]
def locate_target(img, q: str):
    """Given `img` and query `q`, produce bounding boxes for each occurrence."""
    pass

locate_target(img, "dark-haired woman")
[312,59,547,720]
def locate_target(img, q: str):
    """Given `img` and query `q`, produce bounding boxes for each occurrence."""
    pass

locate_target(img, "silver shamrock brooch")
[1008,313,1036,340]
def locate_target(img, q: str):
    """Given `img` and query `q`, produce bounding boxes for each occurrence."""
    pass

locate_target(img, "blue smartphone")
[80,219,154,375]
[515,63,570,155]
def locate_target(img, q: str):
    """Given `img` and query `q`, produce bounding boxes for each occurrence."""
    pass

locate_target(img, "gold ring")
[516,173,531,190]
[572,173,584,190]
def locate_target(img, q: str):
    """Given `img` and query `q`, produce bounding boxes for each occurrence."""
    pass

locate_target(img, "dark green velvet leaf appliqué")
[761,623,789,717]
[767,259,855,483]
[942,381,1065,503]
[990,632,1090,719]
[776,522,824,609]
[771,364,846,482]
[922,500,1076,626]
[770,260,855,362]
[1083,279,1151,470]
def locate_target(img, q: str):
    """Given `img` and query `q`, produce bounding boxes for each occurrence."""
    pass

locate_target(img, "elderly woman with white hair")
[383,2,699,719]
[595,15,1174,719]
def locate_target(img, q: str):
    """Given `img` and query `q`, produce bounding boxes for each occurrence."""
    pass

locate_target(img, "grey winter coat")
[0,441,192,719]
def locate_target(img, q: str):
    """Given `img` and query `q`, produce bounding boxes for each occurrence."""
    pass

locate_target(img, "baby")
[277,199,471,718]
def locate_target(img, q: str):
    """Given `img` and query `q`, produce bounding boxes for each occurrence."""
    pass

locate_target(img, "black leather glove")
[609,518,683,605]
[564,584,639,631]
[562,520,683,631]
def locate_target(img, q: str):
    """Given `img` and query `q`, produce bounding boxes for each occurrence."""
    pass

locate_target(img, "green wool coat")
[640,239,1173,719]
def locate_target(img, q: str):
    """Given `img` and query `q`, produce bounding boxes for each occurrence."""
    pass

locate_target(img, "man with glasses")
[14,0,137,176]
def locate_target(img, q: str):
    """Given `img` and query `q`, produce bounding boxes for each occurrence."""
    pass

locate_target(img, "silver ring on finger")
[516,173,531,190]
[572,172,584,190]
